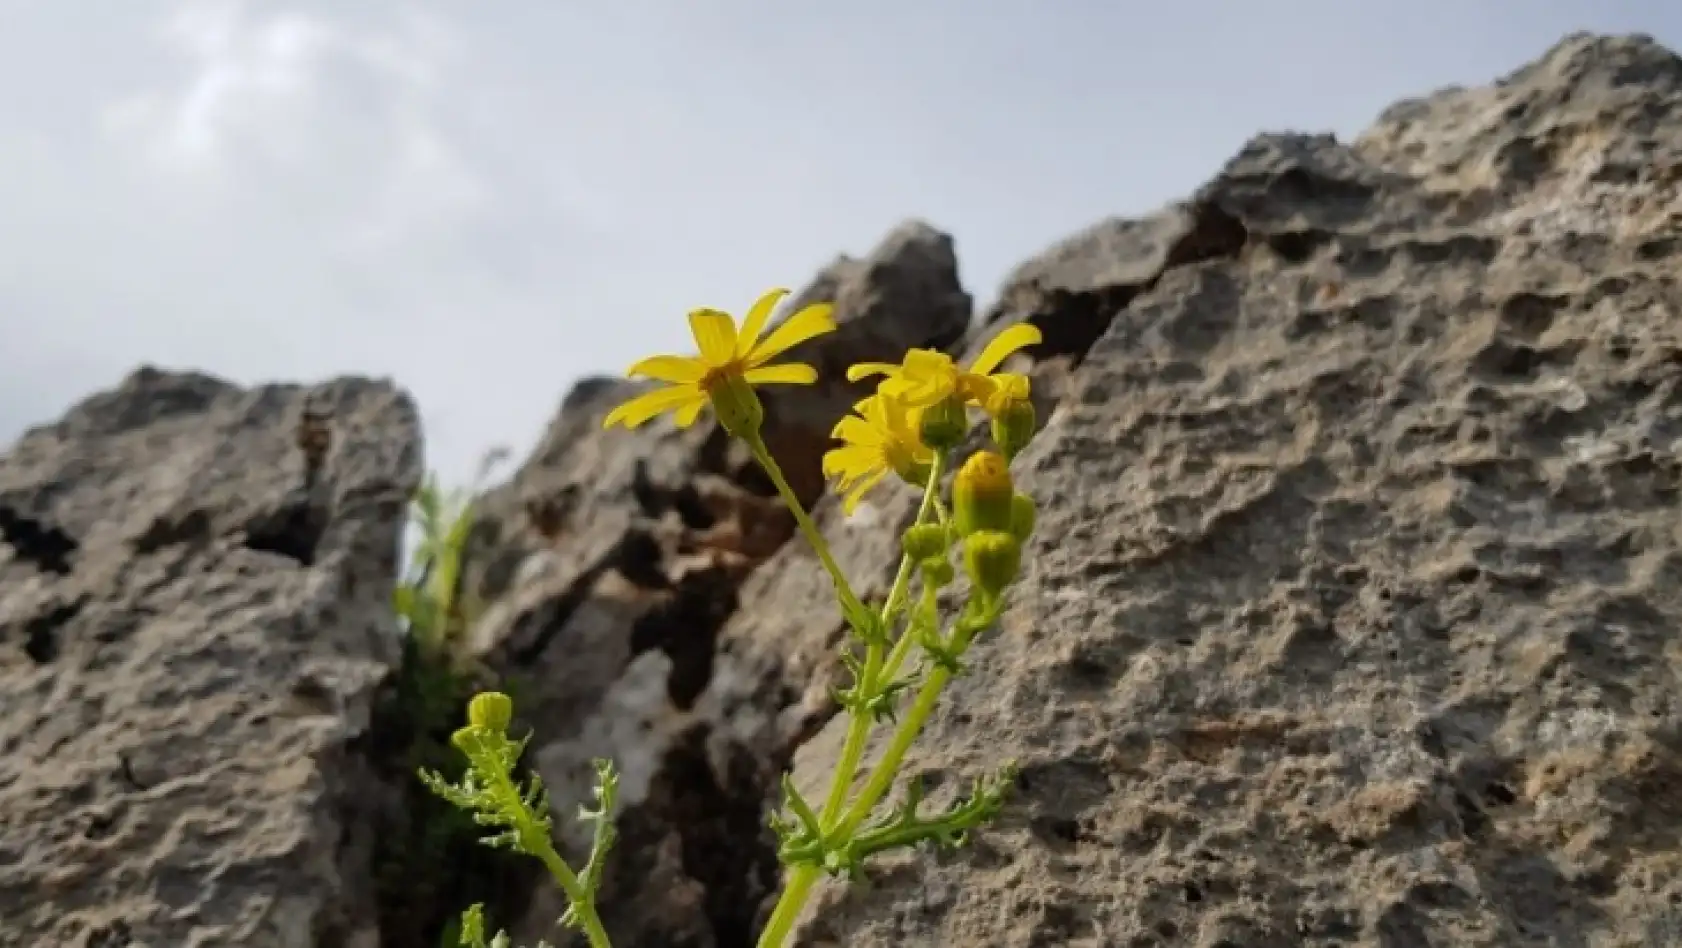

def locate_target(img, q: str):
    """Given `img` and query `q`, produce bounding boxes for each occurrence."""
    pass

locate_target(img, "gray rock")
[787,32,1682,947]
[0,367,421,948]
[12,29,1682,948]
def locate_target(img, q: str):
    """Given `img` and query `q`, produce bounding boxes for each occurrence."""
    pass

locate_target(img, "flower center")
[700,361,745,394]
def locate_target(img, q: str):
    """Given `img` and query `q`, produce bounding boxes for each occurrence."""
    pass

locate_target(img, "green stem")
[878,582,936,685]
[835,602,991,840]
[488,763,611,948]
[807,564,899,869]
[755,863,819,948]
[532,845,613,948]
[832,664,951,841]
[755,457,944,948]
[817,458,943,825]
[747,438,866,619]
[885,458,945,626]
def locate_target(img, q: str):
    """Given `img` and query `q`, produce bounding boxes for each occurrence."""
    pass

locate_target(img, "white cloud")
[103,1,480,256]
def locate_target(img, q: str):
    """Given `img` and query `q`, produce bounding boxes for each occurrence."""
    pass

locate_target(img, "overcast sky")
[2,2,1677,486]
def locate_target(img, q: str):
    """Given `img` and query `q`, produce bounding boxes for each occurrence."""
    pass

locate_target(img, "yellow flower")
[602,288,837,431]
[975,370,1030,417]
[822,393,934,513]
[846,323,1042,413]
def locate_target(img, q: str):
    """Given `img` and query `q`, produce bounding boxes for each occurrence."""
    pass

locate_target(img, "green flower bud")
[990,395,1036,461]
[963,530,1022,602]
[467,691,514,733]
[919,395,969,451]
[902,523,951,562]
[707,373,765,440]
[953,450,1016,538]
[922,557,956,587]
[1010,491,1036,542]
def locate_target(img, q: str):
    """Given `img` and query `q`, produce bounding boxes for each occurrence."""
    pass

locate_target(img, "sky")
[2,2,1678,487]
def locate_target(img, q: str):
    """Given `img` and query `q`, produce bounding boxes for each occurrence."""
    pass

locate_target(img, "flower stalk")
[427,291,1042,948]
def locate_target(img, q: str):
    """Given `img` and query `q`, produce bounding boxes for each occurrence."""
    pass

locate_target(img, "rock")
[449,221,974,947]
[0,368,422,947]
[12,31,1680,948]
[984,203,1248,364]
[785,32,1682,947]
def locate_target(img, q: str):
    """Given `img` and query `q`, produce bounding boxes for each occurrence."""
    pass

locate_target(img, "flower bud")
[919,395,968,451]
[922,557,956,587]
[467,691,514,733]
[953,450,1016,538]
[1010,492,1036,542]
[963,530,1022,602]
[902,523,950,562]
[707,373,765,440]
[990,392,1036,461]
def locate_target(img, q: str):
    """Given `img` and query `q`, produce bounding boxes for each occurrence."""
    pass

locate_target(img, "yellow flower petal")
[602,385,706,430]
[902,348,957,377]
[823,444,877,479]
[626,354,707,384]
[831,415,885,447]
[959,373,999,405]
[968,323,1042,376]
[736,287,789,358]
[889,414,925,449]
[688,309,740,367]
[880,375,946,407]
[673,396,707,428]
[857,395,893,429]
[741,363,818,386]
[846,362,900,383]
[841,469,888,514]
[985,373,1031,411]
[747,303,837,365]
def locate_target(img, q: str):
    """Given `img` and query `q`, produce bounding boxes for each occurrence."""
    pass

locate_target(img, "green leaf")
[819,763,1019,879]
[456,905,488,948]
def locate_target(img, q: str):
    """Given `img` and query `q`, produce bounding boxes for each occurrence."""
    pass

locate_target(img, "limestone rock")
[0,368,422,947]
[786,32,1682,947]
[12,30,1681,948]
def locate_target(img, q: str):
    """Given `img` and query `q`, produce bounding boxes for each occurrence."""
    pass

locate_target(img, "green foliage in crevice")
[368,458,538,947]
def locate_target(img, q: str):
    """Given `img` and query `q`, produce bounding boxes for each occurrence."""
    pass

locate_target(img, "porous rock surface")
[0,369,421,947]
[7,29,1682,948]
[784,32,1682,947]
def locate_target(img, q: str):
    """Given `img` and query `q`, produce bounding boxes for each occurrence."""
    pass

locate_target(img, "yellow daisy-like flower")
[846,322,1042,414]
[602,288,837,431]
[822,393,934,513]
[975,369,1031,416]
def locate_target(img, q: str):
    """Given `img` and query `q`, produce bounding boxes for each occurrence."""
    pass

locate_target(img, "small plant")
[428,287,1041,947]
[370,450,541,947]
[394,448,507,662]
[421,692,620,948]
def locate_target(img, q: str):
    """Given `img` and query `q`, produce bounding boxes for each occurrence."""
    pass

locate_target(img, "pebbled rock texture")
[8,29,1682,948]
[786,32,1682,948]
[0,368,422,947]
